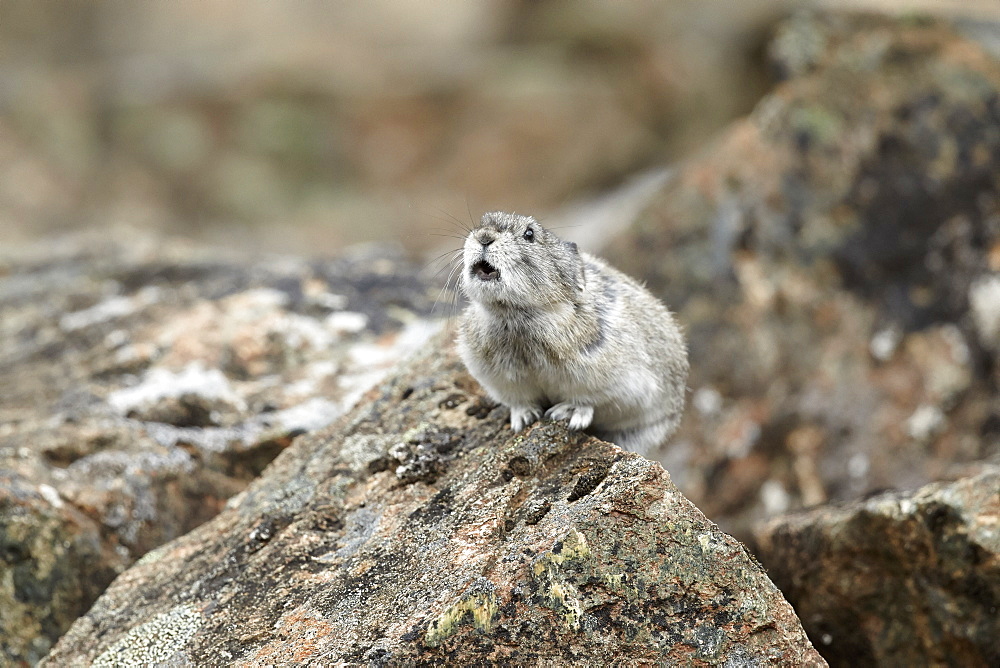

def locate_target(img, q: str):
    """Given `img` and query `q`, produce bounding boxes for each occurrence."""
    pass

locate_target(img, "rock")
[754,466,1000,666]
[0,233,439,665]
[42,335,824,666]
[602,11,1000,538]
[0,475,122,666]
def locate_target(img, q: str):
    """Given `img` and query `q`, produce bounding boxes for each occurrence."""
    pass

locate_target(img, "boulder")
[42,336,823,665]
[755,466,1000,666]
[0,234,438,665]
[602,12,1000,537]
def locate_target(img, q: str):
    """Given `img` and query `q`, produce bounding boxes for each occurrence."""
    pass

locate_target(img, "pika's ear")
[565,241,578,254]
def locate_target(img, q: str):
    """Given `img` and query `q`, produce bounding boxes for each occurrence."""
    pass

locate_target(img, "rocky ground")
[756,466,1000,666]
[2,7,999,668]
[41,337,823,666]
[0,234,440,664]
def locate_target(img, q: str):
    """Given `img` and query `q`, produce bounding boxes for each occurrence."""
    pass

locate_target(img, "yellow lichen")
[546,581,584,630]
[533,528,591,578]
[424,581,499,648]
[602,572,625,590]
[531,529,593,630]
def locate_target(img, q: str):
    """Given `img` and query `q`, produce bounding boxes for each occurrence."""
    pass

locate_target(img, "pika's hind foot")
[545,403,594,431]
[510,405,543,432]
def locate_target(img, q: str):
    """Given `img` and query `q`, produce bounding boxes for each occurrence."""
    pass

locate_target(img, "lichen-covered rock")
[0,233,438,665]
[42,336,824,666]
[0,475,122,666]
[603,12,1000,538]
[754,466,1000,667]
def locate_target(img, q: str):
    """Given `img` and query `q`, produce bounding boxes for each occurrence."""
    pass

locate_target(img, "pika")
[457,211,688,455]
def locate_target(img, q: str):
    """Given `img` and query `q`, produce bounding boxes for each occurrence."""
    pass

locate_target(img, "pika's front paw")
[510,405,543,432]
[545,403,594,431]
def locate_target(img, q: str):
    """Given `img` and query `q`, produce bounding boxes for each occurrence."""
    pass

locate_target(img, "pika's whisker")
[430,208,473,235]
[423,247,464,272]
[433,255,465,318]
[428,232,469,242]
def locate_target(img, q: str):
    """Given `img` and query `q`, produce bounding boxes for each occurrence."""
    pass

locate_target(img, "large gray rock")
[42,336,824,666]
[755,466,1000,666]
[603,11,1000,538]
[0,234,438,665]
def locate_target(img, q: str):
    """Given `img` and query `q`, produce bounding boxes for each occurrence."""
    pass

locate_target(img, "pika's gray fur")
[457,211,688,455]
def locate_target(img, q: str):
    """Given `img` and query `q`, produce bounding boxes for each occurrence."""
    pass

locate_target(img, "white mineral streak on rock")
[907,404,945,442]
[107,362,245,414]
[970,274,1000,350]
[60,287,161,332]
[272,397,344,433]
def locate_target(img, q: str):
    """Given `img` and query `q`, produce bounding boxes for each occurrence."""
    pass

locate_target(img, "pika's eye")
[523,227,535,242]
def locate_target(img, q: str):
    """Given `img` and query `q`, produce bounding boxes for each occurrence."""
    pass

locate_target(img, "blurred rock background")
[0,0,780,254]
[0,0,882,253]
[2,1,996,254]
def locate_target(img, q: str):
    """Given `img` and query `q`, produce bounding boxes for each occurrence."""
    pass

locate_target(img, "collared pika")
[457,211,688,455]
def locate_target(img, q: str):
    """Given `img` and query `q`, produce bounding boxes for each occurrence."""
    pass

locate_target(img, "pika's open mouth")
[471,259,500,281]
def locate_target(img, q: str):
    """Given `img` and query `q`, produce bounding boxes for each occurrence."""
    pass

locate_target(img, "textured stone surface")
[755,466,1000,667]
[0,234,438,665]
[43,336,823,666]
[603,12,1000,538]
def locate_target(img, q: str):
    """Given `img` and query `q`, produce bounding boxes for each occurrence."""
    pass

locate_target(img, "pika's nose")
[474,229,496,247]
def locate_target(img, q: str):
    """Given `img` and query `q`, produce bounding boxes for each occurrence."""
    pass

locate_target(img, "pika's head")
[461,212,583,308]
